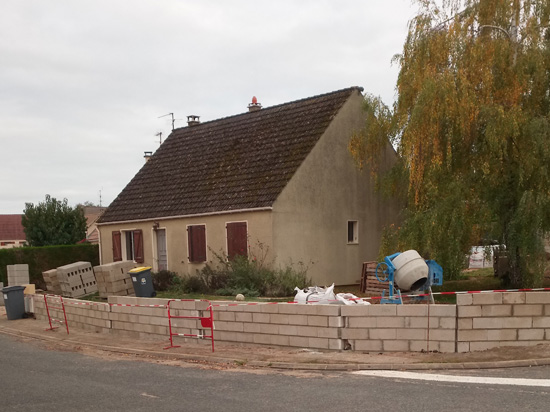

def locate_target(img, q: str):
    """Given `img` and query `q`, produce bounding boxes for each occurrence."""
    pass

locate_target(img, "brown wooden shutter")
[133,230,144,263]
[226,222,248,260]
[188,225,206,263]
[112,231,122,262]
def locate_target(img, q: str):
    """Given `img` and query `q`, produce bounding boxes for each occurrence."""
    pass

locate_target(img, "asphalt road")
[2,333,550,412]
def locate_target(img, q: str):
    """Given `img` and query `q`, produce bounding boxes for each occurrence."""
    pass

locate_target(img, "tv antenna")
[99,187,103,207]
[155,132,162,145]
[159,112,176,131]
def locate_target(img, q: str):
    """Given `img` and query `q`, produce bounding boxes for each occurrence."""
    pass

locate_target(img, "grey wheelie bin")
[2,286,26,320]
[129,267,156,297]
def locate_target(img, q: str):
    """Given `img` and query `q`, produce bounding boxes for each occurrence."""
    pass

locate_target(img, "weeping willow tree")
[350,0,550,286]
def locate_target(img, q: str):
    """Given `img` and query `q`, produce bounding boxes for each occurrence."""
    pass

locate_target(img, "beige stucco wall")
[98,210,274,275]
[272,90,399,286]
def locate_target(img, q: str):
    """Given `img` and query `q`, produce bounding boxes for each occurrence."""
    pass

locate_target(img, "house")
[97,87,399,285]
[83,206,106,244]
[0,215,26,248]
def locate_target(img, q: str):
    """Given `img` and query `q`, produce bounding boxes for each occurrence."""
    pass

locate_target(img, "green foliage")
[0,244,99,289]
[22,194,87,246]
[350,0,550,286]
[158,243,312,297]
[151,270,179,292]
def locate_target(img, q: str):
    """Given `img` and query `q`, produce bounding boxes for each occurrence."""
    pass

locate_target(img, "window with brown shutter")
[112,231,122,262]
[188,225,207,263]
[133,230,144,263]
[226,222,248,260]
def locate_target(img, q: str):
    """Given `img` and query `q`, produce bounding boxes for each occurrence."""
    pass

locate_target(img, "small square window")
[347,221,358,244]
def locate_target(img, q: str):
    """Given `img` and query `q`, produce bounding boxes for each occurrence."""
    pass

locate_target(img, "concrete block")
[216,312,235,322]
[428,305,457,317]
[439,342,457,353]
[487,329,517,341]
[259,323,279,334]
[481,305,512,317]
[288,314,309,326]
[383,340,409,352]
[472,317,504,329]
[235,312,253,322]
[502,317,532,329]
[409,340,431,352]
[365,305,397,317]
[458,305,482,318]
[369,328,397,340]
[469,341,500,351]
[341,328,369,340]
[526,292,550,304]
[354,340,383,352]
[458,318,473,330]
[243,323,261,333]
[307,316,328,327]
[328,316,344,328]
[457,342,470,352]
[513,304,543,317]
[258,303,279,314]
[277,304,303,315]
[429,329,456,342]
[458,329,488,342]
[533,318,550,328]
[456,293,473,306]
[278,325,299,336]
[340,305,371,317]
[329,339,344,350]
[254,334,290,346]
[269,314,289,325]
[396,328,427,340]
[472,293,502,305]
[396,305,427,317]
[405,316,438,328]
[438,317,456,329]
[317,327,339,339]
[518,329,545,340]
[347,317,377,328]
[308,337,329,349]
[289,336,310,348]
[545,305,550,316]
[375,316,405,328]
[252,313,270,323]
[502,292,526,304]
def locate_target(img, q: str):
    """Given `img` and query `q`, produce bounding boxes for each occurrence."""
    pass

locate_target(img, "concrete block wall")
[212,303,344,350]
[341,304,457,353]
[33,295,111,333]
[457,292,550,352]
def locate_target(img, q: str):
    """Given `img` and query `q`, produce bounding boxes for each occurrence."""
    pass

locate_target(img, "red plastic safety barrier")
[43,294,69,334]
[164,299,214,352]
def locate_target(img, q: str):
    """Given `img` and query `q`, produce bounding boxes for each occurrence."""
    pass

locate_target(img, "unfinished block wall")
[457,292,550,352]
[341,304,457,353]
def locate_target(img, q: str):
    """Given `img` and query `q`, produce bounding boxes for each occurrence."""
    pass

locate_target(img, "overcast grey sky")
[1,0,417,214]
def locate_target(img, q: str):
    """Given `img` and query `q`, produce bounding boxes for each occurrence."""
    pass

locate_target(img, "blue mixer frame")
[375,253,443,304]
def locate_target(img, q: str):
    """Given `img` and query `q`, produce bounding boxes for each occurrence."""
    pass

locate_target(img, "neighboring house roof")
[99,87,363,224]
[84,206,106,229]
[0,214,26,240]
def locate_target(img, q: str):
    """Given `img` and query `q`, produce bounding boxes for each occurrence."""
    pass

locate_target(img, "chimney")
[144,151,153,162]
[187,115,200,126]
[248,96,262,112]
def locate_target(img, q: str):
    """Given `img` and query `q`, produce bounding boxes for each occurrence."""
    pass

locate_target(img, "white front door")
[156,229,168,271]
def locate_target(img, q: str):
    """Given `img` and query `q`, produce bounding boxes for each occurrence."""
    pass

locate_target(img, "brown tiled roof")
[99,87,362,224]
[0,215,26,240]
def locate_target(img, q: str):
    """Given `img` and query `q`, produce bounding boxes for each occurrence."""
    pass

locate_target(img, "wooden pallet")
[360,261,390,295]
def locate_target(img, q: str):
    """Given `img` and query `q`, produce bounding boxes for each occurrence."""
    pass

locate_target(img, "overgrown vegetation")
[151,245,311,298]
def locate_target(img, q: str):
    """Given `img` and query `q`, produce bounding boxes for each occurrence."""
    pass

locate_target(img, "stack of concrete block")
[57,261,98,298]
[0,282,4,306]
[7,264,30,286]
[42,269,62,295]
[94,261,137,298]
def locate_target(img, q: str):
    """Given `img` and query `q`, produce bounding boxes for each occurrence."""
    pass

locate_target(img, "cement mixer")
[375,250,443,304]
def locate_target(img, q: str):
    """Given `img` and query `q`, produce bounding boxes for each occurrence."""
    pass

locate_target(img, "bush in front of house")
[163,246,311,298]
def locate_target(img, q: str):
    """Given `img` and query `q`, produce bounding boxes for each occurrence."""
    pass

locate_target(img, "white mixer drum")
[392,250,429,291]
